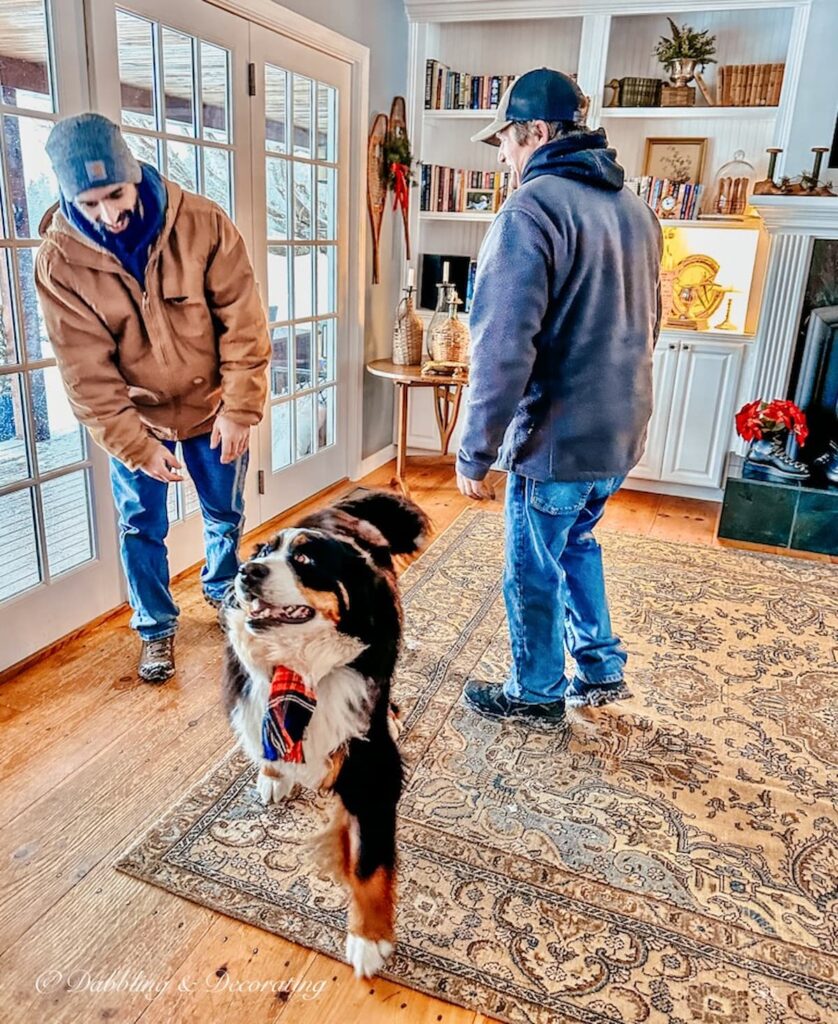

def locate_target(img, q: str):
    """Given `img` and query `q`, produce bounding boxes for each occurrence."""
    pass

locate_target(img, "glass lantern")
[707,150,757,218]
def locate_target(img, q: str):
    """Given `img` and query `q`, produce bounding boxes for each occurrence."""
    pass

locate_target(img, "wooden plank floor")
[0,458,830,1024]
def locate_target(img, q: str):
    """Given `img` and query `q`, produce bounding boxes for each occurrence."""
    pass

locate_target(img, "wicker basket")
[430,313,469,364]
[392,290,423,365]
[661,84,696,107]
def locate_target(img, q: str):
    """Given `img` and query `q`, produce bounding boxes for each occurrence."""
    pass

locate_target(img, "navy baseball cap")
[471,67,585,145]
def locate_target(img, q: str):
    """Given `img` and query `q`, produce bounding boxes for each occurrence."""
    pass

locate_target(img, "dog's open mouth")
[246,599,315,627]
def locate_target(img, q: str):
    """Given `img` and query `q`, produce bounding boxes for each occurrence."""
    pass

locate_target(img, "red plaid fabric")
[261,665,317,764]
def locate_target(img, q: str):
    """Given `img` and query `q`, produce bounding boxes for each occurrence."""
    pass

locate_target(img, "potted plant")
[735,398,810,480]
[653,17,717,88]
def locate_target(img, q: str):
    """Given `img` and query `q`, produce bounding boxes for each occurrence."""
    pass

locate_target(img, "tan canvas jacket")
[35,179,270,470]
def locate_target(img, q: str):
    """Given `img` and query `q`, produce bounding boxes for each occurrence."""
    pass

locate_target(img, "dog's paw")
[256,771,294,804]
[345,933,393,979]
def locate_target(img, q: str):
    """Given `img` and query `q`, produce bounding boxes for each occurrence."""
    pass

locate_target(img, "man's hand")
[211,413,250,464]
[142,444,184,483]
[457,471,496,501]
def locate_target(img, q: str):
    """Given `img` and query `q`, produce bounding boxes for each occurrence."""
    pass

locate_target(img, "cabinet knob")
[668,343,677,349]
[682,344,690,351]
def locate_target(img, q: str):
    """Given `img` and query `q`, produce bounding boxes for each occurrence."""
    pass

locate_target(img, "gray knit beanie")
[45,112,142,200]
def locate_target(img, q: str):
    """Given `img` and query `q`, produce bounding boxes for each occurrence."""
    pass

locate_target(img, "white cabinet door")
[661,340,745,488]
[628,340,679,481]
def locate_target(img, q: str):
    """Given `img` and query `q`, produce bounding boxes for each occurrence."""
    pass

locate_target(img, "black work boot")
[462,680,566,725]
[744,437,809,481]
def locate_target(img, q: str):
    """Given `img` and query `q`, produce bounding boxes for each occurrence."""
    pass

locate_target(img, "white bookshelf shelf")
[600,106,778,119]
[419,211,495,222]
[423,109,499,120]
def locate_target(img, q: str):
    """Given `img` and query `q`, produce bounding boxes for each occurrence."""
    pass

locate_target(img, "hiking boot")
[462,680,565,725]
[204,591,227,631]
[744,437,809,481]
[138,635,175,683]
[565,679,633,708]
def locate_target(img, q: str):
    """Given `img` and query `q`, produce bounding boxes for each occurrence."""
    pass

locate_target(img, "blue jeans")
[502,472,627,703]
[109,434,248,641]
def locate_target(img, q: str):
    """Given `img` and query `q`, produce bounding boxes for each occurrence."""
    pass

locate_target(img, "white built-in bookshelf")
[401,0,813,498]
[406,0,809,313]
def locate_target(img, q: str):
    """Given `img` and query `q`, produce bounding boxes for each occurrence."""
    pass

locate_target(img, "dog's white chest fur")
[227,611,371,791]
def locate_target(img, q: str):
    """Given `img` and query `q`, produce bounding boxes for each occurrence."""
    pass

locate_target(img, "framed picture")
[465,188,494,212]
[643,137,707,184]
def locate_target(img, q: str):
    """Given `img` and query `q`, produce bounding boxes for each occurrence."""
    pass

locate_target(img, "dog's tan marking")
[261,763,284,780]
[310,803,351,884]
[347,863,396,944]
[298,584,340,623]
[318,747,347,792]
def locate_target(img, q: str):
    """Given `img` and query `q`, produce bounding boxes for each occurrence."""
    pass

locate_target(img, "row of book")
[424,59,516,111]
[717,63,785,106]
[420,164,512,215]
[626,176,704,220]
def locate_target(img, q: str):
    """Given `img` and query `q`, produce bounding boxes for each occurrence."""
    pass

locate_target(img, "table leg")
[433,383,464,456]
[394,381,410,496]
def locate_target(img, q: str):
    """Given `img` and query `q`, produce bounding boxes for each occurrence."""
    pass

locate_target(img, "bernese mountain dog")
[222,490,429,979]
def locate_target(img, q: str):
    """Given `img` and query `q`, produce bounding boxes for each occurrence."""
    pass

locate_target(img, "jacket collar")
[39,176,184,277]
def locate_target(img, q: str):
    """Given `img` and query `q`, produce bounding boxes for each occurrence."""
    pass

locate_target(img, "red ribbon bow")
[391,162,409,213]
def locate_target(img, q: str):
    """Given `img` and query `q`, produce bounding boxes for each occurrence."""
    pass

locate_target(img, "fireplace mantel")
[750,196,838,237]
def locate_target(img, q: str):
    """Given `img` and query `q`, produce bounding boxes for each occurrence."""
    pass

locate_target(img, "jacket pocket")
[530,480,594,516]
[161,294,214,341]
[127,385,163,406]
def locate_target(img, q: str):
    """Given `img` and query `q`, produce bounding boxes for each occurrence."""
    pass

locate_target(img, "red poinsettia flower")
[734,399,765,441]
[735,399,809,444]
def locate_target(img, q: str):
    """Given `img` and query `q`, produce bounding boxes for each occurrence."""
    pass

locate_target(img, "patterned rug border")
[115,509,838,1024]
[115,745,837,989]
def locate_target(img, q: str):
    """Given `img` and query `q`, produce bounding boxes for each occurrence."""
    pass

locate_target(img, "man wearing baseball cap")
[36,113,269,683]
[457,69,662,722]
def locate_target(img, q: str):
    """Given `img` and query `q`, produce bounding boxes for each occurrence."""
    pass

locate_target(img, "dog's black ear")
[335,491,429,555]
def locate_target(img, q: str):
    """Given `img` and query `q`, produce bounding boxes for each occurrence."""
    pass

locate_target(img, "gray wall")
[272,0,409,461]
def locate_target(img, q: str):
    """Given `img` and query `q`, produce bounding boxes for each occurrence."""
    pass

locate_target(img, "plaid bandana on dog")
[261,665,316,764]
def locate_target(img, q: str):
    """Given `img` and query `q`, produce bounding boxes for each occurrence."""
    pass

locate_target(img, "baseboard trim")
[353,445,396,480]
[622,477,723,503]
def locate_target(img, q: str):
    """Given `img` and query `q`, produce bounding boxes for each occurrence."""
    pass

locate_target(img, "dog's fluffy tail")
[335,491,429,556]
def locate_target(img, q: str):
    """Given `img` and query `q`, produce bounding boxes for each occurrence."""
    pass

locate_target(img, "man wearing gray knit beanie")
[36,112,270,683]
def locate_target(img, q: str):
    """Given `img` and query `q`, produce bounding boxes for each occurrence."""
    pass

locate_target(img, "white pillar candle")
[442,261,450,283]
[407,267,415,289]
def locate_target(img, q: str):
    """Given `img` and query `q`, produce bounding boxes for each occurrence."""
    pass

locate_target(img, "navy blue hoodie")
[457,130,662,482]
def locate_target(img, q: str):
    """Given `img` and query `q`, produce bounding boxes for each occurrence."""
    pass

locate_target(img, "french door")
[86,0,255,580]
[0,0,124,671]
[1,0,359,670]
[248,25,352,513]
[87,0,354,570]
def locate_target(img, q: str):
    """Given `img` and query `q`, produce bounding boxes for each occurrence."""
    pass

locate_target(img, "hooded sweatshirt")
[60,162,167,286]
[456,130,662,482]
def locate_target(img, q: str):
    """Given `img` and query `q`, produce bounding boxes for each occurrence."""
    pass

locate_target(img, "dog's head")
[229,491,429,676]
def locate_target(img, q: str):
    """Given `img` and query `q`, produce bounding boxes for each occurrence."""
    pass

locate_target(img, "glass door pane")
[0,0,96,604]
[114,7,236,529]
[263,61,339,476]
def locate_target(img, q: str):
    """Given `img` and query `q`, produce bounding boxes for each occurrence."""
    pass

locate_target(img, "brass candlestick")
[753,148,784,195]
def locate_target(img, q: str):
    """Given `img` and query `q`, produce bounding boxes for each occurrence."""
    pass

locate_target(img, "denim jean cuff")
[137,625,178,642]
[503,679,569,704]
[574,669,625,686]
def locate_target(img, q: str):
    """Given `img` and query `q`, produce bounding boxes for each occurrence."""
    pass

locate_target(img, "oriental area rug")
[117,509,838,1024]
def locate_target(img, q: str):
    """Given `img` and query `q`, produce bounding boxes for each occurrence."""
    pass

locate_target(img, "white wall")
[271,0,409,460]
[784,0,838,176]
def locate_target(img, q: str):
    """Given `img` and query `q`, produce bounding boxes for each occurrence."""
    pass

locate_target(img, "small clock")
[660,194,677,216]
